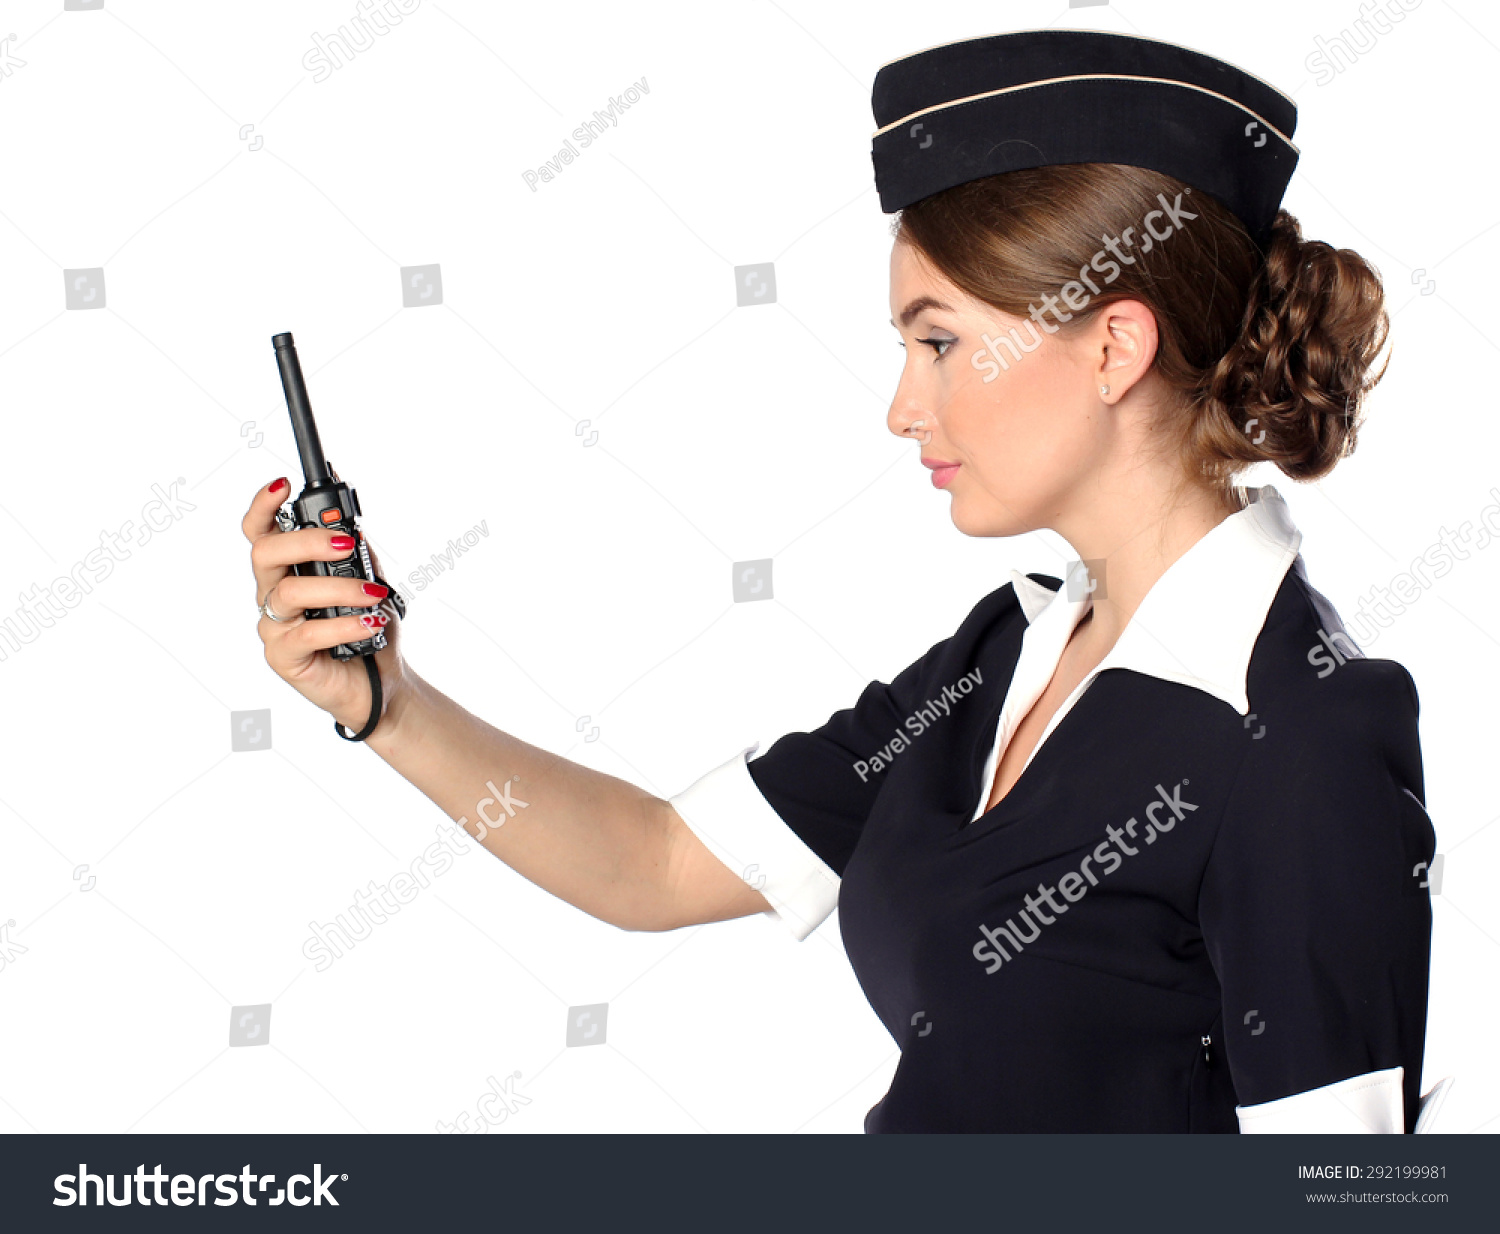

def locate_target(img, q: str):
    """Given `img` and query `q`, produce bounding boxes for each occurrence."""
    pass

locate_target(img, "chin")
[942,482,1038,539]
[947,498,1030,540]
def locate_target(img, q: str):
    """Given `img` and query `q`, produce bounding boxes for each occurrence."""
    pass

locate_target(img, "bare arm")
[364,670,774,933]
[244,477,766,934]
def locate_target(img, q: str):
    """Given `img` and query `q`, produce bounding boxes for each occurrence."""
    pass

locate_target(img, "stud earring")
[1099,385,1110,397]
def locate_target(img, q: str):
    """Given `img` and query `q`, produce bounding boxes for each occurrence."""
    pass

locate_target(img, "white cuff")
[1235,1067,1454,1133]
[667,743,841,941]
[1237,1067,1405,1133]
[1414,1076,1455,1133]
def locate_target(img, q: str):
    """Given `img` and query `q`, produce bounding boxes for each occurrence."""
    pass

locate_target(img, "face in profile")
[886,238,1146,540]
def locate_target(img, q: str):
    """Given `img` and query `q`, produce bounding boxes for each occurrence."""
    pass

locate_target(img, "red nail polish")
[269,477,287,493]
[330,535,355,550]
[363,583,389,598]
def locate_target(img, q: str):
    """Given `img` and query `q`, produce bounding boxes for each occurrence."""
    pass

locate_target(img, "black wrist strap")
[335,575,406,743]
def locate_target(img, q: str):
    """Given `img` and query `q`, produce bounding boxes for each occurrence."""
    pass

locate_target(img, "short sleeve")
[668,744,841,942]
[1198,660,1436,1131]
[668,632,957,941]
[744,635,954,879]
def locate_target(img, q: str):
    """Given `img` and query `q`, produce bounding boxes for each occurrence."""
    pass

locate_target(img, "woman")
[243,30,1445,1132]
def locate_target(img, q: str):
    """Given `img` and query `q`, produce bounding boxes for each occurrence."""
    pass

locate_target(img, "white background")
[0,0,1495,1135]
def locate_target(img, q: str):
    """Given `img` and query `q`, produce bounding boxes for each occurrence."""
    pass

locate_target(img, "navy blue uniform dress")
[668,487,1436,1132]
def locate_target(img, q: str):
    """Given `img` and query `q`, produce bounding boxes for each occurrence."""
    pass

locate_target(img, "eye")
[916,336,953,359]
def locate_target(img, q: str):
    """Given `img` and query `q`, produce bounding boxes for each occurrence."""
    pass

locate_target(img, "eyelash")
[900,336,954,360]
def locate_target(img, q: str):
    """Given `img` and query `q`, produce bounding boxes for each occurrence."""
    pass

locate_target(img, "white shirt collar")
[1008,485,1303,718]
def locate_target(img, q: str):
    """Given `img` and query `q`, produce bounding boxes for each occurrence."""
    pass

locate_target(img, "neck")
[1056,474,1243,653]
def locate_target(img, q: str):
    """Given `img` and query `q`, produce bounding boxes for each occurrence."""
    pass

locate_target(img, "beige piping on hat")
[872,73,1299,154]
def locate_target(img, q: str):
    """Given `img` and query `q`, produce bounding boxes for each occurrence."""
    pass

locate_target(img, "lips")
[922,457,960,489]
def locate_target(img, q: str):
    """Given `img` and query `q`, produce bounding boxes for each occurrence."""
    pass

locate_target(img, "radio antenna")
[272,332,331,485]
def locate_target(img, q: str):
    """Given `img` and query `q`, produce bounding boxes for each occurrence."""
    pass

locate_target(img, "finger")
[271,573,391,615]
[362,541,404,622]
[256,579,305,626]
[245,476,293,608]
[250,525,362,608]
[242,476,289,544]
[367,540,392,589]
[266,609,392,662]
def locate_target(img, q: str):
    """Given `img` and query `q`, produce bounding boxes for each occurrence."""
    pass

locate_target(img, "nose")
[887,366,930,442]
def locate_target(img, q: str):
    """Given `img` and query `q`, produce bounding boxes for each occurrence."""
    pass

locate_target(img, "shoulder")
[1247,560,1421,735]
[963,571,1059,632]
[972,570,1058,615]
[871,571,1056,703]
[1224,561,1428,841]
[939,570,1057,660]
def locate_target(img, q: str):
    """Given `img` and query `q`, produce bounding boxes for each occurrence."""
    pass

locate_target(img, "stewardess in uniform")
[243,30,1449,1133]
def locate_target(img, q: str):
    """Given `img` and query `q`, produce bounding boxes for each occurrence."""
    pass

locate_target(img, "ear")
[1092,300,1159,403]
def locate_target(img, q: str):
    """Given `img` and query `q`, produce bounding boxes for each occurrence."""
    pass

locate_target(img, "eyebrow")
[891,295,954,329]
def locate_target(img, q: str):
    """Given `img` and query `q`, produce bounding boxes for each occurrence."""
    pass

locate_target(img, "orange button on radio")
[320,508,343,524]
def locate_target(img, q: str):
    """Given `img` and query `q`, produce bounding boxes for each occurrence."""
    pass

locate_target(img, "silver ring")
[257,587,293,623]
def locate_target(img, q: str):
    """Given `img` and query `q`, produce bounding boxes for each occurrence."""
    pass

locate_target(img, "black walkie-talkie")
[271,331,405,739]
